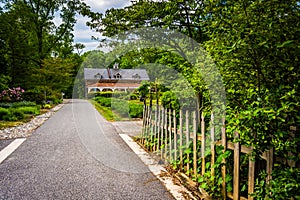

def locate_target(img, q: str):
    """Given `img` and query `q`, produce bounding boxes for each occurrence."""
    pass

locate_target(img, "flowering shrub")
[0,87,25,102]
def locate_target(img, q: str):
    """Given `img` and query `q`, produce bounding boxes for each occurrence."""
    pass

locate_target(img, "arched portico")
[87,83,141,94]
[84,68,150,97]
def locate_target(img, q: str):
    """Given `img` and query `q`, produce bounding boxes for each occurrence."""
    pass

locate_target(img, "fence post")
[201,112,205,176]
[211,113,215,177]
[266,147,274,183]
[221,117,227,200]
[173,109,177,162]
[142,105,146,145]
[186,110,190,174]
[153,106,157,151]
[145,105,150,145]
[248,147,255,200]
[179,109,183,171]
[148,106,153,151]
[143,104,146,127]
[150,107,154,151]
[193,111,197,176]
[161,108,165,159]
[233,131,240,200]
[169,108,172,161]
[164,108,168,160]
[156,106,161,153]
[146,105,151,146]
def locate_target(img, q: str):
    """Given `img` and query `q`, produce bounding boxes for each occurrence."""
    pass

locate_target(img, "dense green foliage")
[0,107,9,120]
[3,108,25,121]
[0,75,11,92]
[0,101,36,108]
[87,0,300,199]
[0,0,92,100]
[160,91,180,110]
[0,0,96,124]
[93,95,143,119]
[0,101,40,121]
[0,0,299,198]
[204,1,300,198]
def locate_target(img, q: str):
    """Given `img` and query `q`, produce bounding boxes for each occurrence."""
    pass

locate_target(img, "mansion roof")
[84,68,149,81]
[88,82,141,88]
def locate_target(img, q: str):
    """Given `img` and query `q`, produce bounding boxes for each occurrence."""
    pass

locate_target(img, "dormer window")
[114,73,122,79]
[94,73,102,79]
[132,73,141,79]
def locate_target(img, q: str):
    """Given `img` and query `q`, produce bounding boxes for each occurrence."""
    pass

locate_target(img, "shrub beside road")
[91,94,143,121]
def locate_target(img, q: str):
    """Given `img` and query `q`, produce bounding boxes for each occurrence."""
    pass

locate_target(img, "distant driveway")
[0,99,174,200]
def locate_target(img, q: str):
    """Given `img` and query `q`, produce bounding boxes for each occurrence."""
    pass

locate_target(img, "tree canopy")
[87,1,300,198]
[0,0,93,97]
[0,0,299,198]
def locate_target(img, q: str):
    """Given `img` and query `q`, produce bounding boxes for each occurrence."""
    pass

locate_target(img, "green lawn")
[90,97,144,121]
[90,100,123,121]
[0,120,28,129]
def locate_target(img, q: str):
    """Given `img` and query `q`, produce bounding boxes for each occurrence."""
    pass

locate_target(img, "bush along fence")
[140,105,276,200]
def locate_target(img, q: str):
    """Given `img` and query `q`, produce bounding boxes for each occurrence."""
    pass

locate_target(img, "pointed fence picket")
[141,105,275,200]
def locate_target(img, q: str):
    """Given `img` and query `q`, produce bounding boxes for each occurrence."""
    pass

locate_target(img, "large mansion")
[84,66,149,97]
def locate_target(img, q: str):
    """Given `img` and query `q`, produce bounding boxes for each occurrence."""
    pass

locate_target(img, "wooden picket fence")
[141,105,274,200]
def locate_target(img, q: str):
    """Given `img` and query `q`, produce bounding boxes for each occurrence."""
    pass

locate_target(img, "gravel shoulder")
[0,101,67,140]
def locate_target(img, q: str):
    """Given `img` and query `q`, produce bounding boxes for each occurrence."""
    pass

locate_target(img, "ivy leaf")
[276,40,293,48]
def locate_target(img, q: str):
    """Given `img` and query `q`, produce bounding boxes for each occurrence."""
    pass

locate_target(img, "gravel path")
[0,102,65,140]
[0,99,174,200]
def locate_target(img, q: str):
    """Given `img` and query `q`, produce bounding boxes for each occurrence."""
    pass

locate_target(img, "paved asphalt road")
[0,99,174,200]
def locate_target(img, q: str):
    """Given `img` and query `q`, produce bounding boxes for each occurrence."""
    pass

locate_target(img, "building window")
[94,73,102,79]
[89,88,100,93]
[132,73,141,79]
[114,73,122,79]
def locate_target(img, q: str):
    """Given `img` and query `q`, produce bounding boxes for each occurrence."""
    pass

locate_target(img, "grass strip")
[0,119,30,130]
[90,100,125,121]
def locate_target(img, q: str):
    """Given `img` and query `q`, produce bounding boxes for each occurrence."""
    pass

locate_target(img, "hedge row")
[0,105,40,121]
[93,96,143,118]
[89,91,140,100]
[0,101,37,108]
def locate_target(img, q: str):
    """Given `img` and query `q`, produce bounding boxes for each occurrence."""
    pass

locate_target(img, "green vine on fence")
[197,146,232,199]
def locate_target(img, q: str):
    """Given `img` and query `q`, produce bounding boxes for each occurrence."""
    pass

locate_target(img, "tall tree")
[87,1,300,198]
[204,1,300,197]
[32,57,77,98]
[88,0,211,116]
[89,0,208,44]
[2,0,90,62]
[0,2,36,87]
[0,0,92,89]
[74,43,86,56]
[205,0,300,144]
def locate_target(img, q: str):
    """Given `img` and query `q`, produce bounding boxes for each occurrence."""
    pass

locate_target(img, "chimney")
[107,68,111,79]
[113,63,119,69]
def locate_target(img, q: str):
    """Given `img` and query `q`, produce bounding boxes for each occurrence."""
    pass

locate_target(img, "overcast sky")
[73,0,131,53]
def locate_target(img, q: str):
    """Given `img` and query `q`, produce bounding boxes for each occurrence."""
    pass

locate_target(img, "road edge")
[119,133,196,200]
[0,138,26,164]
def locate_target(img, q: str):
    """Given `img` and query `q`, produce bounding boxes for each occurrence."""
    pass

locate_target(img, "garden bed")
[0,102,65,139]
[0,101,58,130]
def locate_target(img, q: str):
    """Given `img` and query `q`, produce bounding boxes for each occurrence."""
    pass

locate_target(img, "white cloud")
[73,15,101,51]
[73,0,131,53]
[84,0,131,12]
